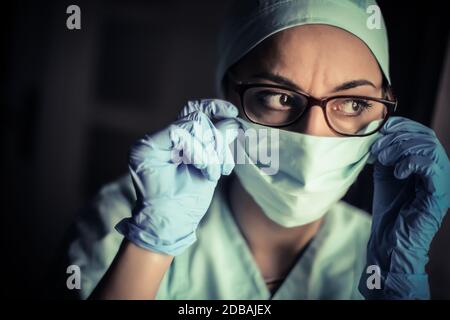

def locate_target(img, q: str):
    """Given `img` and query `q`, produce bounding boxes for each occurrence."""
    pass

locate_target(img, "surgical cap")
[216,0,390,94]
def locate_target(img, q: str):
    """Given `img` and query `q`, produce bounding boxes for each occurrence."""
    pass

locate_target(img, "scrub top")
[68,174,371,300]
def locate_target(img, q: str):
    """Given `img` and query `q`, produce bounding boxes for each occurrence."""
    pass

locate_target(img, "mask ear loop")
[382,74,396,101]
[381,72,398,122]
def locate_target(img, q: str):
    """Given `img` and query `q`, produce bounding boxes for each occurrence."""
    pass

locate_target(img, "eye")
[256,90,295,110]
[332,99,373,116]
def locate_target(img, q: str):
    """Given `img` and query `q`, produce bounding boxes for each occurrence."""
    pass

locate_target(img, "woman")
[68,0,450,300]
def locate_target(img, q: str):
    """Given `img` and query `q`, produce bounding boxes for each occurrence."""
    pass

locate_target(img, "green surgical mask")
[233,118,381,227]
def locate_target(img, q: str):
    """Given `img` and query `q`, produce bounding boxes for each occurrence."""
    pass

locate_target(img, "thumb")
[215,118,240,145]
[214,118,240,176]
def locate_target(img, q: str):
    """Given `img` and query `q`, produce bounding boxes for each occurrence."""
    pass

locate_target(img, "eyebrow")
[249,72,377,94]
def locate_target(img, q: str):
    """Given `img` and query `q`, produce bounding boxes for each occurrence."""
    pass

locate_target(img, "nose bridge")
[306,96,325,109]
[295,102,334,136]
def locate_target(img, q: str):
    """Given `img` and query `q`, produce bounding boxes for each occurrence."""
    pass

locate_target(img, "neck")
[228,175,323,260]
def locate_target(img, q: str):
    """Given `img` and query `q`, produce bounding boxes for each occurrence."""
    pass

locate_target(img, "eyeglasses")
[229,74,398,137]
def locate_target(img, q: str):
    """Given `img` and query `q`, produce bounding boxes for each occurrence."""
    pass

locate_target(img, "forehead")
[233,24,382,87]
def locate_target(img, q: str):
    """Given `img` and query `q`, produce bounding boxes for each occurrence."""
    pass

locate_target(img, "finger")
[174,110,241,179]
[169,124,221,181]
[377,137,438,166]
[129,113,216,171]
[380,116,436,136]
[180,112,240,176]
[394,154,435,180]
[390,203,440,273]
[394,186,448,262]
[394,155,450,203]
[215,118,240,145]
[175,113,216,148]
[128,131,174,171]
[178,99,239,120]
[371,130,435,155]
[215,118,240,175]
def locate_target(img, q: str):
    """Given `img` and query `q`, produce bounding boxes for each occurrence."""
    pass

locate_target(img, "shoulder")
[81,175,136,229]
[75,174,136,239]
[68,174,135,299]
[94,175,135,210]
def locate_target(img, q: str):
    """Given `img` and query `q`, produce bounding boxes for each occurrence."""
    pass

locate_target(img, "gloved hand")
[116,99,240,256]
[359,116,450,299]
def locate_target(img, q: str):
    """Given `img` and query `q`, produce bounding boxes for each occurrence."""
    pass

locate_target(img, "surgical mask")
[232,118,381,227]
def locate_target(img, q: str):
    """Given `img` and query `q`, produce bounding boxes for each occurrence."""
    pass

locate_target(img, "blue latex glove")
[359,116,450,299]
[116,99,240,256]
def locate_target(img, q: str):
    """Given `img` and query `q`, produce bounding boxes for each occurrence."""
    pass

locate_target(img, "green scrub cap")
[216,0,390,94]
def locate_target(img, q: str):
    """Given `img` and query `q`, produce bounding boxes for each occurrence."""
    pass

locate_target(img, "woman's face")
[225,24,384,136]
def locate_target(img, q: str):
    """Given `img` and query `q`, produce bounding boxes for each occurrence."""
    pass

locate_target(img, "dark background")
[2,0,449,299]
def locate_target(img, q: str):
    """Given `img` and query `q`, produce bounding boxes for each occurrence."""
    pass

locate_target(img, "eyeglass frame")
[228,74,398,137]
